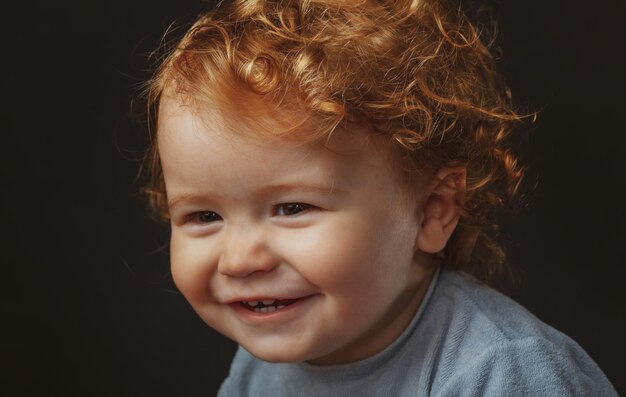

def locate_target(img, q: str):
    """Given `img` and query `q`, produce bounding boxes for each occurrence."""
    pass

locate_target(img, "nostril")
[218,245,280,277]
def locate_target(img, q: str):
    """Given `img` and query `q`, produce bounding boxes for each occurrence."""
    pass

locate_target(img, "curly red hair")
[142,0,525,286]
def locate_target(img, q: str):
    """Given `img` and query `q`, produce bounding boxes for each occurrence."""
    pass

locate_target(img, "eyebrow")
[167,193,208,211]
[257,182,346,197]
[167,183,347,210]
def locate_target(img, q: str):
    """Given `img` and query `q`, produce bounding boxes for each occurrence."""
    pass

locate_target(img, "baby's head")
[143,0,523,364]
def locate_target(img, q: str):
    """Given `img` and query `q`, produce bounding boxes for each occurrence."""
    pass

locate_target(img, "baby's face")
[158,97,433,364]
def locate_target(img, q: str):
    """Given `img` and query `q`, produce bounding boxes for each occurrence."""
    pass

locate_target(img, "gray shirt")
[218,267,618,396]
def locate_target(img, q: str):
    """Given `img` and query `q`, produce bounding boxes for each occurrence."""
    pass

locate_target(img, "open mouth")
[239,298,298,313]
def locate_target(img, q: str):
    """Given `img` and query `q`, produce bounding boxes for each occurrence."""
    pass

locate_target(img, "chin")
[243,342,313,364]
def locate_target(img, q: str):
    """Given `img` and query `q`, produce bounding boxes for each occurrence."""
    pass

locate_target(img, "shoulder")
[433,336,618,396]
[430,269,586,346]
[423,269,618,396]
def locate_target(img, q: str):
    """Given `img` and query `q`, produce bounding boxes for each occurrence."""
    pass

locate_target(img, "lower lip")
[229,295,316,324]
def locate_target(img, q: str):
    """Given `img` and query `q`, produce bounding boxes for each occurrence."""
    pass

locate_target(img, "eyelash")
[188,203,314,224]
[191,211,222,224]
[274,203,314,216]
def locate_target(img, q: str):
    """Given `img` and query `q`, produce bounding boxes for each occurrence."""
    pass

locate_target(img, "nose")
[217,223,279,278]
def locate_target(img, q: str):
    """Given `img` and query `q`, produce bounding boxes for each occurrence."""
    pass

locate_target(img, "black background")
[3,0,625,395]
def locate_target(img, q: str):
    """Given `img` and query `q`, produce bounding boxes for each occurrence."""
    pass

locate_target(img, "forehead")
[156,95,405,199]
[157,94,385,163]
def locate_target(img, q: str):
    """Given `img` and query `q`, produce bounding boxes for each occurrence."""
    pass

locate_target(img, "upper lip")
[225,294,314,304]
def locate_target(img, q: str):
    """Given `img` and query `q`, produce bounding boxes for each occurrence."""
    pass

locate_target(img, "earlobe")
[416,167,466,254]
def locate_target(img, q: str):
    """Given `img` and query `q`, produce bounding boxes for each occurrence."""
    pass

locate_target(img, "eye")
[274,203,313,216]
[191,211,223,224]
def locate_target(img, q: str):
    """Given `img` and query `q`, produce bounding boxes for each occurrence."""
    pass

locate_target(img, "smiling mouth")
[239,298,298,313]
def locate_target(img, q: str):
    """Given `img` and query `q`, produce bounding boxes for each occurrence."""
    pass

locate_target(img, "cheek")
[280,213,415,293]
[169,232,215,303]
[169,232,237,338]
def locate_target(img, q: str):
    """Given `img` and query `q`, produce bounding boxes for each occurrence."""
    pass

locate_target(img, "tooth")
[254,307,261,313]
[247,301,258,307]
[266,306,276,312]
[260,307,269,313]
[277,305,285,309]
[262,299,275,305]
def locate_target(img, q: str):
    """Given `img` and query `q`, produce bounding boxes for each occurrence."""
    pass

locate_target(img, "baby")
[142,0,617,395]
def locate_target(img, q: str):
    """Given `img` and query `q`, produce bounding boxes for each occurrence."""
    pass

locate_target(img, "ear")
[416,167,466,254]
